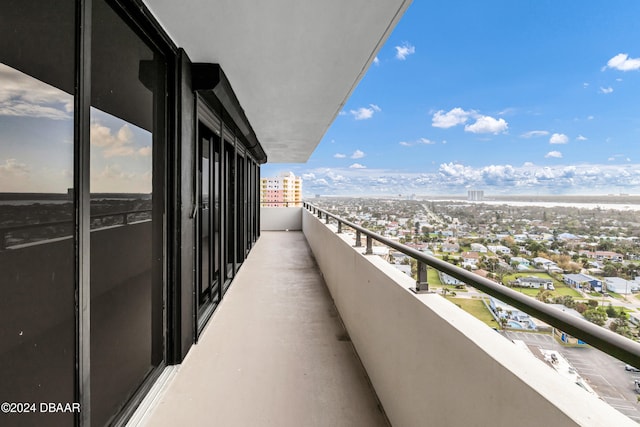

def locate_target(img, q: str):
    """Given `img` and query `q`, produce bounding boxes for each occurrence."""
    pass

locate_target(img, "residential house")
[563,273,603,292]
[439,272,464,286]
[604,277,639,295]
[441,243,460,253]
[516,276,553,290]
[470,243,488,253]
[511,257,530,266]
[488,245,511,255]
[461,251,480,266]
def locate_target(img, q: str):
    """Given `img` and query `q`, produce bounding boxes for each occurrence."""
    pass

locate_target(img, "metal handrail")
[0,209,152,250]
[303,202,640,368]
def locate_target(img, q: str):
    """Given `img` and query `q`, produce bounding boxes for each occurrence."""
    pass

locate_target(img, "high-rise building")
[468,190,484,201]
[261,172,302,207]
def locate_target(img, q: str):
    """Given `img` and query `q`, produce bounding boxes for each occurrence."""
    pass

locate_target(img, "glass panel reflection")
[0,41,75,427]
[90,0,165,424]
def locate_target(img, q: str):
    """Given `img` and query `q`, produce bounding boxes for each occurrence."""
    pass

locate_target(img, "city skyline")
[263,1,640,196]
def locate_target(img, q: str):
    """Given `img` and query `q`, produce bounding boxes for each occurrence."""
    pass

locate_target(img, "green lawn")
[427,268,443,286]
[449,297,497,328]
[502,271,563,287]
[509,284,581,298]
[553,286,582,297]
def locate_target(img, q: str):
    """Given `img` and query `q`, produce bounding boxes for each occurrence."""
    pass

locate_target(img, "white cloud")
[549,133,569,144]
[333,153,346,158]
[373,56,380,66]
[91,164,151,193]
[599,86,614,94]
[576,135,588,141]
[0,63,73,120]
[521,130,549,138]
[351,150,365,159]
[545,151,563,158]
[349,163,366,169]
[0,158,33,192]
[0,158,30,176]
[295,162,640,196]
[349,104,381,120]
[399,138,436,147]
[464,116,508,134]
[432,108,508,134]
[432,107,473,128]
[302,173,316,180]
[138,146,152,157]
[606,53,640,71]
[91,123,139,158]
[583,82,589,88]
[395,42,415,60]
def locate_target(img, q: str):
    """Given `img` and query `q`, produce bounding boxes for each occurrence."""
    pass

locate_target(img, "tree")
[610,312,633,339]
[597,239,614,251]
[526,240,546,257]
[603,263,618,277]
[536,290,553,303]
[583,308,607,326]
[606,304,618,318]
[499,317,509,330]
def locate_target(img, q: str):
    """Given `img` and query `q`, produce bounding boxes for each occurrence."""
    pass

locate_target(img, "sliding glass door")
[197,122,221,323]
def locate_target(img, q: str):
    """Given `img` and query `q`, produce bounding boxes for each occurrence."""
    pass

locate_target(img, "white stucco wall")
[302,209,633,427]
[260,207,302,231]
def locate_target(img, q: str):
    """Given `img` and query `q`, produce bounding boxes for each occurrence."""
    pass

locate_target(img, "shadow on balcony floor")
[141,231,388,427]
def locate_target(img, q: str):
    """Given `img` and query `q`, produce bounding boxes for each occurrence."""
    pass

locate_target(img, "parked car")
[625,364,640,372]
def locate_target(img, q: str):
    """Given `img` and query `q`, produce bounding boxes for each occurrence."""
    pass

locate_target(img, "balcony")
[132,207,637,426]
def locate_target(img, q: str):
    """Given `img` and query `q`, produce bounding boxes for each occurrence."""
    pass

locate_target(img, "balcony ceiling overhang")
[143,0,411,162]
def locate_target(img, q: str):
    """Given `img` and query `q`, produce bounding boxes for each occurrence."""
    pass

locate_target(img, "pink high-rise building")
[261,171,302,207]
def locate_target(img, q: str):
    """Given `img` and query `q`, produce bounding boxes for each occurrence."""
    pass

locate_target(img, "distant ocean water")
[462,200,640,211]
[0,200,71,206]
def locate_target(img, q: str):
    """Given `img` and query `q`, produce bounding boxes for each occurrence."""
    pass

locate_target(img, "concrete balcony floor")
[139,231,388,427]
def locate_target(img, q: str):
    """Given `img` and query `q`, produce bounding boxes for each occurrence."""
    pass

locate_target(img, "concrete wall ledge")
[260,207,302,231]
[302,209,634,427]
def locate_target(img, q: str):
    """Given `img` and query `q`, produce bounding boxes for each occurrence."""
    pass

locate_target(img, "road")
[504,330,640,423]
[420,204,445,227]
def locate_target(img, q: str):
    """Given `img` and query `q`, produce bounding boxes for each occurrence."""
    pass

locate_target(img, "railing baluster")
[337,221,342,234]
[415,261,429,292]
[305,202,640,368]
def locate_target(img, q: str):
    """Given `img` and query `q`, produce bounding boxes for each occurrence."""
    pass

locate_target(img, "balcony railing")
[303,202,640,369]
[0,209,152,250]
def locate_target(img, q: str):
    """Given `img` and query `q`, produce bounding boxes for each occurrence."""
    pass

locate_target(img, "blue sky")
[263,1,640,196]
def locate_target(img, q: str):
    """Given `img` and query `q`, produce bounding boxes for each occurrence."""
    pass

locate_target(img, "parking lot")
[504,331,640,423]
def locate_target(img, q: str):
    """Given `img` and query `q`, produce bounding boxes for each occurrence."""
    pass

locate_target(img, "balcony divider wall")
[0,1,264,426]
